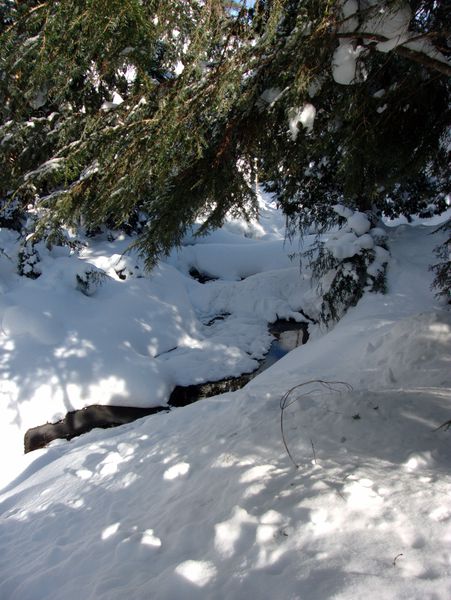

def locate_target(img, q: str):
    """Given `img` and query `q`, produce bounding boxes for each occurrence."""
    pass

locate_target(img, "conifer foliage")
[0,1,449,305]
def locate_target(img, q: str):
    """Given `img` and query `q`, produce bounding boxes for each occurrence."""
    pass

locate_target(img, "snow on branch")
[332,0,451,82]
[335,31,451,78]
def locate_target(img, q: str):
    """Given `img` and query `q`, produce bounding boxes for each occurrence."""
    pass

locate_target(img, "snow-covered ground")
[0,193,312,463]
[0,193,450,599]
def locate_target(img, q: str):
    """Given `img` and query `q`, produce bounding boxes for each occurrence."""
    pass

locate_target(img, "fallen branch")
[393,553,404,567]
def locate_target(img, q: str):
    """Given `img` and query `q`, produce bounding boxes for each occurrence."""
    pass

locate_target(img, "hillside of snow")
[0,194,450,599]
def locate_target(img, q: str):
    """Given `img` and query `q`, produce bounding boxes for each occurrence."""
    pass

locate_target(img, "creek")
[24,319,308,453]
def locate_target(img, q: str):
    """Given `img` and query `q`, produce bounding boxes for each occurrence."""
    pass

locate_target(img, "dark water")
[169,320,308,406]
[24,319,308,452]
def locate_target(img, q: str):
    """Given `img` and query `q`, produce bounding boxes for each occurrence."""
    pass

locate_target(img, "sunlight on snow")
[260,509,284,525]
[75,469,92,480]
[88,376,128,402]
[309,508,333,536]
[240,464,286,497]
[101,522,120,540]
[429,506,451,523]
[242,483,267,498]
[403,452,434,472]
[0,339,15,352]
[67,497,85,509]
[214,506,288,570]
[239,464,276,483]
[54,336,95,358]
[211,452,243,468]
[256,523,278,543]
[163,462,190,480]
[162,452,180,464]
[215,506,257,558]
[428,322,451,340]
[175,560,217,587]
[141,529,162,548]
[343,479,383,511]
[98,448,135,478]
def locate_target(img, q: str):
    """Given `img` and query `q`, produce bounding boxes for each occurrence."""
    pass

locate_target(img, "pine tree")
[0,0,449,304]
[430,220,451,302]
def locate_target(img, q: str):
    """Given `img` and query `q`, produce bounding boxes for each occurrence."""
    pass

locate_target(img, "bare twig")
[393,553,404,567]
[280,380,353,468]
[310,438,317,464]
[433,419,451,432]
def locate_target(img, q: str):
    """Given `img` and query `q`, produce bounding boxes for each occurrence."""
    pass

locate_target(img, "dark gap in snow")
[188,267,217,283]
[169,319,308,406]
[168,374,252,407]
[24,405,169,453]
[24,319,308,453]
[204,313,231,326]
[298,308,318,324]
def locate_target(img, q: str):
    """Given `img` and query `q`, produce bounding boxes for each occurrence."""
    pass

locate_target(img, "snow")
[333,203,353,219]
[326,207,379,260]
[364,2,412,53]
[404,38,451,68]
[23,157,64,181]
[259,87,283,108]
[347,211,371,235]
[333,0,451,82]
[0,194,450,599]
[167,240,297,280]
[174,60,185,75]
[0,192,309,458]
[288,103,316,139]
[101,92,124,111]
[332,41,365,85]
[339,0,359,33]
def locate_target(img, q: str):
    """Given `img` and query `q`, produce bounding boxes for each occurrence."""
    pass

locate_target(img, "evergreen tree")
[0,1,449,310]
[430,221,451,302]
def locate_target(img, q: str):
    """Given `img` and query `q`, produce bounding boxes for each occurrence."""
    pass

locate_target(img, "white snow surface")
[332,41,365,85]
[0,195,450,600]
[288,103,316,139]
[325,207,381,261]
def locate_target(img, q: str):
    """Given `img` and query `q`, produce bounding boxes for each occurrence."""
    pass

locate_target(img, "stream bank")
[24,319,308,452]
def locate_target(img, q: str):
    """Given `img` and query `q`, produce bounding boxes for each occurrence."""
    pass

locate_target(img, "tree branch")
[4,3,48,34]
[336,32,451,78]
